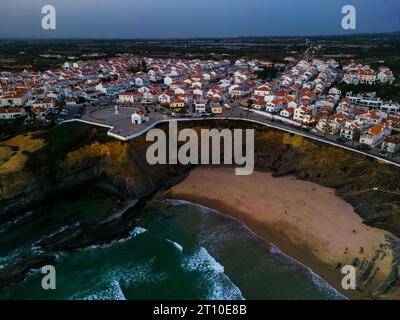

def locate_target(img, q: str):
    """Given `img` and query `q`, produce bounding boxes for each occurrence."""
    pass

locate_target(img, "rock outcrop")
[1,120,400,297]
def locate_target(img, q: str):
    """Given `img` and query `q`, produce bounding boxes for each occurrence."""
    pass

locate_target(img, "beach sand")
[169,167,395,299]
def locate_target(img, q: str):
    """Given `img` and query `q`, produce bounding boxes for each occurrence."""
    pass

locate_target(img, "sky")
[0,0,398,39]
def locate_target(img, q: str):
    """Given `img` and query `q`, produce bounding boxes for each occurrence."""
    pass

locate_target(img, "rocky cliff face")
[1,121,400,233]
[1,120,400,298]
[0,123,188,222]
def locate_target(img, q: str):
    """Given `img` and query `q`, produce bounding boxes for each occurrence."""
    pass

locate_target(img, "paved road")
[74,104,400,167]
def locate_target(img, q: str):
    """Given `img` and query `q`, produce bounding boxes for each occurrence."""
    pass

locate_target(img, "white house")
[159,93,174,105]
[65,97,78,106]
[0,107,26,119]
[266,100,283,113]
[340,121,360,140]
[211,105,223,114]
[381,135,400,154]
[141,91,159,105]
[118,92,142,103]
[1,93,29,107]
[170,99,186,108]
[31,98,55,109]
[164,76,173,86]
[31,107,47,120]
[254,85,271,96]
[131,109,148,125]
[252,100,266,110]
[293,105,315,124]
[359,124,391,147]
[280,107,294,118]
[174,87,185,95]
[377,69,395,84]
[135,77,148,87]
[195,102,207,113]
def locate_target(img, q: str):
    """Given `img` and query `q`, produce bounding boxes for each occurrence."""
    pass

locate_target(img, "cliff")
[1,120,400,234]
[0,122,188,222]
[1,120,400,297]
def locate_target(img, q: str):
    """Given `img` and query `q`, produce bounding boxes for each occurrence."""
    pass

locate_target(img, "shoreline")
[167,193,358,299]
[169,167,395,300]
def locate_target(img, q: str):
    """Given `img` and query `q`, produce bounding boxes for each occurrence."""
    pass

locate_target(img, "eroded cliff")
[1,120,400,298]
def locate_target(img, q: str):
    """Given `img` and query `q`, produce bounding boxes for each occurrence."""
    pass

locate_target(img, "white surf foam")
[167,239,184,252]
[129,226,148,238]
[182,247,245,300]
[109,257,168,288]
[74,280,127,300]
[310,270,347,300]
[168,198,346,300]
[82,226,149,250]
[162,199,211,214]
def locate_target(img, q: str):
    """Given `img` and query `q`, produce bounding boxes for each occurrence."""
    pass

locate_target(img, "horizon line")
[0,31,399,42]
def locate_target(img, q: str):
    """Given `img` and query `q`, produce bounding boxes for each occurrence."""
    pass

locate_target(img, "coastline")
[169,167,395,300]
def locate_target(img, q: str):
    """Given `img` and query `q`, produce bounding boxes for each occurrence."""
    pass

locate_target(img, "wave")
[71,258,167,300]
[129,226,148,238]
[73,280,127,300]
[0,249,21,270]
[168,198,346,300]
[182,247,245,300]
[162,199,212,214]
[310,270,347,300]
[116,262,167,288]
[82,226,149,250]
[166,239,184,252]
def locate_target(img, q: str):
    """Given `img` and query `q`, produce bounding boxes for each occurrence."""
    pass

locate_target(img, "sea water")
[0,198,345,300]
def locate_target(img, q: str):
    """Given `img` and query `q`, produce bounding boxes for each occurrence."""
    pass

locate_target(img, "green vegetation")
[24,122,109,180]
[44,122,108,158]
[337,83,400,100]
[0,117,56,142]
[254,67,278,81]
[0,38,305,71]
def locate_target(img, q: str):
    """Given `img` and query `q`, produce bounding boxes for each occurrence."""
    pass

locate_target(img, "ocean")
[0,197,346,300]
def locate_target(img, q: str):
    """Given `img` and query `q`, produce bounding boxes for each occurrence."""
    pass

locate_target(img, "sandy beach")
[169,167,396,299]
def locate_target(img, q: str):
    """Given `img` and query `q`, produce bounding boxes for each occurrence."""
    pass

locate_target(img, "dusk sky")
[0,0,398,38]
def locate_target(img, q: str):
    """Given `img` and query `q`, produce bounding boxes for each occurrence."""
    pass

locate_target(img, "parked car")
[336,137,347,143]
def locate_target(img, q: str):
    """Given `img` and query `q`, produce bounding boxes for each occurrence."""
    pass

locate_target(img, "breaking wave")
[310,271,347,300]
[182,247,244,300]
[71,258,167,300]
[167,239,184,252]
[74,280,127,300]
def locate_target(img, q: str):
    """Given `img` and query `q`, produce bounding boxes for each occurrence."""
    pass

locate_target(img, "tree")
[352,130,361,146]
[254,67,278,81]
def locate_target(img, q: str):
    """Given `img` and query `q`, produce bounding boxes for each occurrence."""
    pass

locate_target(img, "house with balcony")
[339,121,362,141]
[118,91,142,103]
[381,135,400,154]
[359,123,391,147]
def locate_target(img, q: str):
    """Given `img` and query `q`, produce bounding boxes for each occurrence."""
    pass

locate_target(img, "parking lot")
[82,106,166,137]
